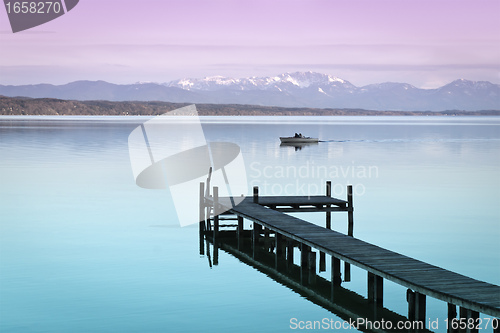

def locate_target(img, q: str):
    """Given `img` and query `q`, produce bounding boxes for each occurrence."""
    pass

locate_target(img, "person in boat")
[294,133,299,138]
[299,133,303,138]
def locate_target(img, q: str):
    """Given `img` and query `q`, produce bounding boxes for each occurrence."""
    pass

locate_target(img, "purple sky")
[1,0,499,88]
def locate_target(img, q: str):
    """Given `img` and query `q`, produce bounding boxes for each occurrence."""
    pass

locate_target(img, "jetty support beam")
[213,186,219,239]
[447,303,457,333]
[308,251,316,285]
[275,233,284,269]
[320,181,331,272]
[331,256,341,300]
[237,216,244,249]
[459,307,479,333]
[300,243,311,285]
[344,185,353,282]
[347,184,354,236]
[252,222,261,259]
[367,272,383,307]
[286,239,294,270]
[407,290,426,328]
[199,182,205,255]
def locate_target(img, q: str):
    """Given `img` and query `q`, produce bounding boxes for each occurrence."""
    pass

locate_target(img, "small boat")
[280,134,319,143]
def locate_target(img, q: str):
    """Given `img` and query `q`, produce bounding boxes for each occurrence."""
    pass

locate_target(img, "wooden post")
[407,289,416,321]
[407,290,425,327]
[331,256,341,301]
[459,308,479,333]
[286,239,294,269]
[343,185,353,282]
[459,307,467,333]
[344,262,351,282]
[332,257,341,286]
[237,216,244,250]
[469,311,479,333]
[319,181,331,273]
[199,230,204,256]
[212,186,219,266]
[447,303,457,333]
[199,182,205,225]
[300,243,310,285]
[319,252,326,272]
[199,182,205,255]
[275,233,283,270]
[253,186,259,204]
[415,292,426,327]
[213,186,219,240]
[347,185,354,237]
[252,222,261,259]
[326,181,332,229]
[205,205,211,231]
[308,251,316,285]
[275,233,281,269]
[205,238,212,268]
[367,272,383,306]
[213,241,219,266]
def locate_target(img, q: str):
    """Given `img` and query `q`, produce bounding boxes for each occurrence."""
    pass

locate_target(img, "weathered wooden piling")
[331,256,341,300]
[300,243,311,285]
[213,241,219,266]
[275,233,284,269]
[308,251,317,285]
[252,222,261,259]
[286,239,294,269]
[253,186,259,204]
[407,289,426,327]
[347,184,354,236]
[344,185,353,282]
[199,182,205,255]
[447,303,457,333]
[319,181,332,272]
[368,272,384,307]
[213,186,219,239]
[459,307,480,333]
[237,216,244,250]
[326,181,332,229]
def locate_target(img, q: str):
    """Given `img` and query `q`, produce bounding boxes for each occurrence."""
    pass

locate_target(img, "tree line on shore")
[1,96,498,116]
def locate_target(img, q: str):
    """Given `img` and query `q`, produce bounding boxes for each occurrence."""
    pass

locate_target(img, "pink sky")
[0,0,499,88]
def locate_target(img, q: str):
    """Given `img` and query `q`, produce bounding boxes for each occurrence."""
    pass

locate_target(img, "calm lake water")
[1,116,499,332]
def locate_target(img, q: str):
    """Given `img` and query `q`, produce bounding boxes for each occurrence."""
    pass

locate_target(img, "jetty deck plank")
[212,196,500,317]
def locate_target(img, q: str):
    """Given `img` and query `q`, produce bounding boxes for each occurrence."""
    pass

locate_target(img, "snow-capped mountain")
[1,72,498,111]
[166,72,353,92]
[165,72,354,91]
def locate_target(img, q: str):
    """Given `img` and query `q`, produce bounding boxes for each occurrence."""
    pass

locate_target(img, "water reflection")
[280,141,319,151]
[199,224,433,333]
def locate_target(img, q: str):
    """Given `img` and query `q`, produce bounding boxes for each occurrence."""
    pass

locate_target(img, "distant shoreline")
[1,96,499,116]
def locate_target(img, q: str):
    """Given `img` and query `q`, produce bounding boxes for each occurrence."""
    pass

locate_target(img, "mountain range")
[1,72,498,111]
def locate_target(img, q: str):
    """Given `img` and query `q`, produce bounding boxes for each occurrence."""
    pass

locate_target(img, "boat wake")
[319,138,499,143]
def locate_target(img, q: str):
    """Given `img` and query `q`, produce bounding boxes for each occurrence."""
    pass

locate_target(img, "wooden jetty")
[199,181,500,332]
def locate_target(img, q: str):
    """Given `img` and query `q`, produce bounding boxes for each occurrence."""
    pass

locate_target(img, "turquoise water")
[0,116,499,332]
